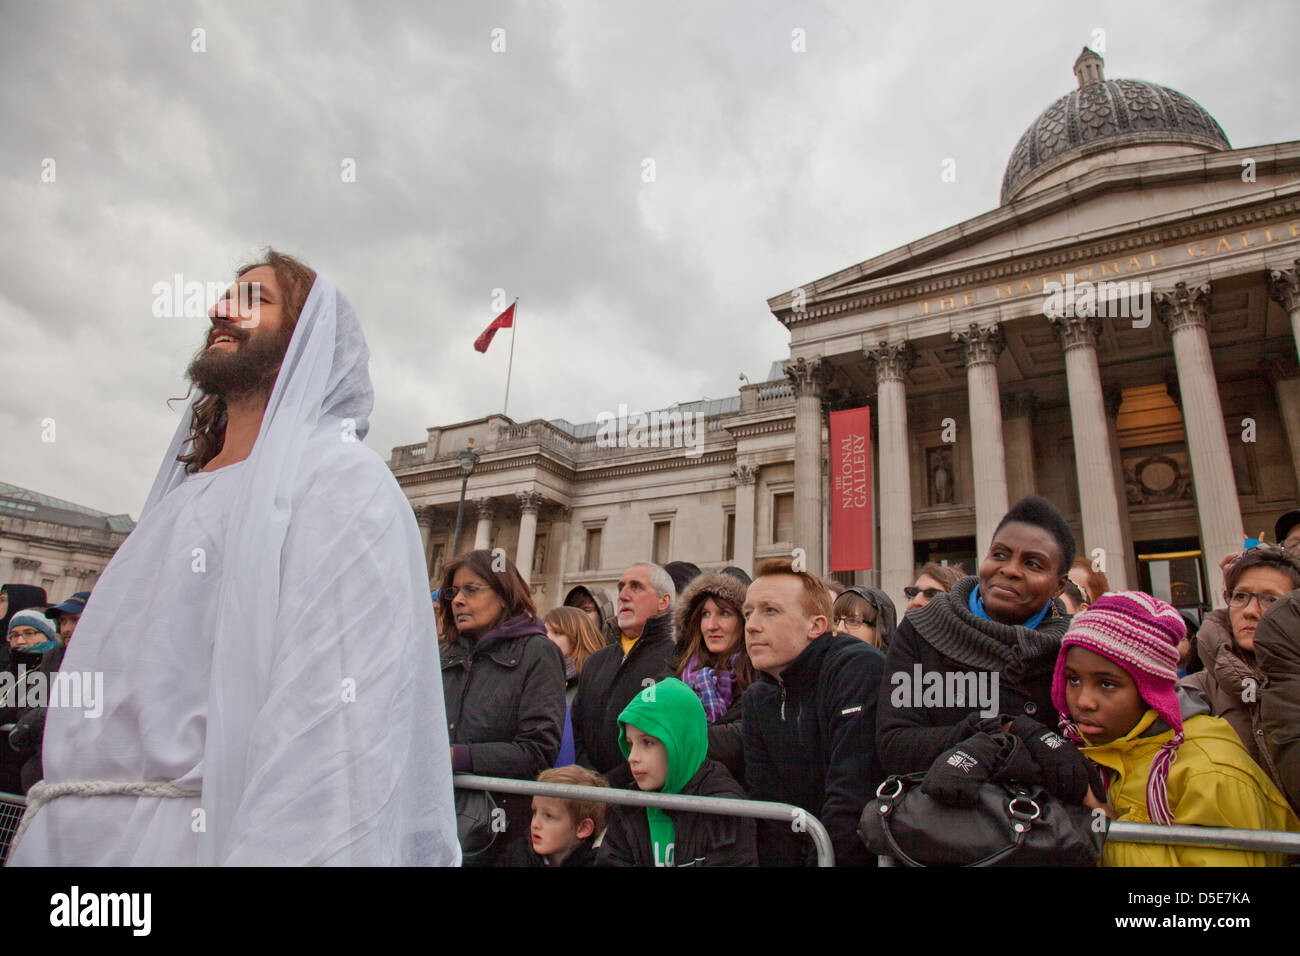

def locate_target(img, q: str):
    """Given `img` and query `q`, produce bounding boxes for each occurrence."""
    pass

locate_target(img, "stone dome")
[1000,48,1230,204]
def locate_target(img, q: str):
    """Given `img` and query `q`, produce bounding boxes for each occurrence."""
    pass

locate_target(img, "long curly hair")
[176,250,316,473]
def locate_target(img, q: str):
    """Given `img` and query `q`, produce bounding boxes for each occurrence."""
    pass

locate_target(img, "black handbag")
[858,771,1106,866]
[455,786,500,861]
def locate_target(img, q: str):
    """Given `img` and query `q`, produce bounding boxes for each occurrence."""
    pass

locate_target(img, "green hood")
[617,678,708,794]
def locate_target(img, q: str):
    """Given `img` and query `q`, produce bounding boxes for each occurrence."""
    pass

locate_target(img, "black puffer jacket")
[500,834,599,867]
[571,612,675,780]
[3,644,65,794]
[743,631,885,867]
[440,613,566,864]
[875,576,1068,777]
[597,759,756,866]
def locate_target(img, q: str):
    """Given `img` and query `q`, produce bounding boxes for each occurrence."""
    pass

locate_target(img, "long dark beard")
[186,324,292,401]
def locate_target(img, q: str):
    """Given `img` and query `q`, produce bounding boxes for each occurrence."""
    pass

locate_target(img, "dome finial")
[1073,46,1105,88]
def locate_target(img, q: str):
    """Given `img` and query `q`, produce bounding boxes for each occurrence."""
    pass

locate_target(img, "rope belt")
[9,779,200,857]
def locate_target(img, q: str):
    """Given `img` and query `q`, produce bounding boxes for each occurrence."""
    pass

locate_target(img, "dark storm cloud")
[1,0,1295,516]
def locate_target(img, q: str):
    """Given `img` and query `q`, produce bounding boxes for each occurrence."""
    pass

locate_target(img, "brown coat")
[1255,588,1300,813]
[1179,608,1285,795]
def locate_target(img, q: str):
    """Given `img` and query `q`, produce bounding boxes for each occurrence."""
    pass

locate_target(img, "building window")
[773,492,794,544]
[583,527,603,571]
[725,512,736,562]
[652,520,672,565]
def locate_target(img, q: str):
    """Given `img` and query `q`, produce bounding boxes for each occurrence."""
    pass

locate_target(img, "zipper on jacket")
[779,679,787,721]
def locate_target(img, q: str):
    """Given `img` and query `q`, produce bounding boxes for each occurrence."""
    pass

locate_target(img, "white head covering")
[144,274,458,865]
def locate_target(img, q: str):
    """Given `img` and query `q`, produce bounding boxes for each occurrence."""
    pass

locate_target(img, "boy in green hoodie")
[597,677,757,866]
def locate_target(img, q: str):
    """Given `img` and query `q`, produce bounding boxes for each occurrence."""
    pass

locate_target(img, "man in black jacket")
[572,562,676,783]
[742,558,885,866]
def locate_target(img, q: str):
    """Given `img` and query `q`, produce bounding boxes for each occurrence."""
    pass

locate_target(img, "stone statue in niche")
[533,540,547,575]
[928,446,954,505]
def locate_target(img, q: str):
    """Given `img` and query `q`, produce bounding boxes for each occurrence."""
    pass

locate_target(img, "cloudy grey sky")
[2,0,1296,518]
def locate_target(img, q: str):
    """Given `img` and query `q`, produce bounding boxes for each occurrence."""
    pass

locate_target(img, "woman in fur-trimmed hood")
[672,571,755,782]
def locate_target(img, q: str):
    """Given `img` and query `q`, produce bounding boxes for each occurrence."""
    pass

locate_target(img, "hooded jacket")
[837,585,898,654]
[877,575,1069,776]
[1255,589,1300,813]
[441,612,566,864]
[672,571,753,782]
[564,585,619,647]
[744,630,885,867]
[1179,608,1285,794]
[0,584,48,675]
[597,679,756,866]
[571,610,675,780]
[1079,693,1300,867]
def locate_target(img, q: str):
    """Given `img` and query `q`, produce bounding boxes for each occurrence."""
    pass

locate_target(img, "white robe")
[10,277,459,866]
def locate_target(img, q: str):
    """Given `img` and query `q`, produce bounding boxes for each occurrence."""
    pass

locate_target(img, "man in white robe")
[9,252,460,866]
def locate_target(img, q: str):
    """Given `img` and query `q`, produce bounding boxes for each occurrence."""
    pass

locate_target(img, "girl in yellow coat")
[1052,591,1299,867]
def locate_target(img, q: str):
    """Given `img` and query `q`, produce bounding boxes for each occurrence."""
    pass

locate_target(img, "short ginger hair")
[753,558,833,622]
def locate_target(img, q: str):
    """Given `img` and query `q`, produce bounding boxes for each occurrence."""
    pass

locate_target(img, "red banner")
[829,407,873,572]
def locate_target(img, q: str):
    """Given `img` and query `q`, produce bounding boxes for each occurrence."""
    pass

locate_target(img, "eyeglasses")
[1226,590,1282,613]
[443,584,491,600]
[903,587,943,600]
[834,615,877,630]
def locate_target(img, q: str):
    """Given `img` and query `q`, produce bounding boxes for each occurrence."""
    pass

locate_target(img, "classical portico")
[767,49,1300,612]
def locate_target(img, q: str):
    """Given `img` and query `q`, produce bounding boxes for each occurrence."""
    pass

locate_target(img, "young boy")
[597,678,757,867]
[503,765,608,867]
[1053,590,1300,866]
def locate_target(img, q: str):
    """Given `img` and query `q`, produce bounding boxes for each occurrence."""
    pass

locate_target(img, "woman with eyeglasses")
[902,563,964,614]
[832,586,897,653]
[436,549,566,865]
[1179,544,1300,797]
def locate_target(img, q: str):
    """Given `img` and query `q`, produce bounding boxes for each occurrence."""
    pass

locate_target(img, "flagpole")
[503,298,518,417]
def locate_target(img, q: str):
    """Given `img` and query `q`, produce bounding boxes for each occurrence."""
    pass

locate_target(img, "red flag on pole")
[474,302,516,353]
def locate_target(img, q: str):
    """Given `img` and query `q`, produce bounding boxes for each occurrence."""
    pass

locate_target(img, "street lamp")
[452,439,480,556]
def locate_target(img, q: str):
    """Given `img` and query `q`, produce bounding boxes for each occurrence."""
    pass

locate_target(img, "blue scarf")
[968,586,1052,631]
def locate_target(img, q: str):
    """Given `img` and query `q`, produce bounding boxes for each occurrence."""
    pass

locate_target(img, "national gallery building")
[390,49,1300,618]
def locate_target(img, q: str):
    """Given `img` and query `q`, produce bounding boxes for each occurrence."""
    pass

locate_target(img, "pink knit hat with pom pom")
[1051,590,1186,825]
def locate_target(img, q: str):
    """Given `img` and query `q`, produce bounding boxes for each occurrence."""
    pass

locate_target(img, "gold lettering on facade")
[963,292,974,306]
[1099,261,1120,276]
[996,284,1013,298]
[1216,237,1233,253]
[1127,256,1144,271]
[1188,242,1207,257]
[1240,233,1253,248]
[938,296,955,311]
[1076,266,1093,281]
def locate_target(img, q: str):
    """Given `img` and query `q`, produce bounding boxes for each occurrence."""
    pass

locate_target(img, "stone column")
[473,498,496,551]
[783,357,832,576]
[1103,384,1138,589]
[954,323,1010,559]
[1267,260,1300,361]
[731,464,758,576]
[1264,356,1300,493]
[515,491,545,584]
[1048,314,1129,589]
[1155,282,1243,607]
[867,341,917,607]
[414,506,436,571]
[1001,391,1038,505]
[548,506,573,612]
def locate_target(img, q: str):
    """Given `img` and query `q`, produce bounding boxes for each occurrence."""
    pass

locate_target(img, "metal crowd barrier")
[455,773,836,866]
[876,819,1300,866]
[0,791,26,867]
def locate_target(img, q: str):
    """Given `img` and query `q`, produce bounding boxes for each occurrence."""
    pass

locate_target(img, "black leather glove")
[922,733,1003,808]
[1007,716,1091,803]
